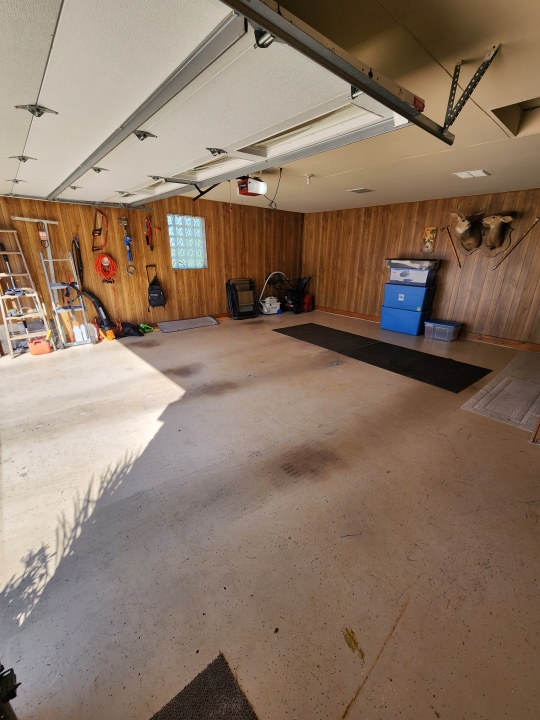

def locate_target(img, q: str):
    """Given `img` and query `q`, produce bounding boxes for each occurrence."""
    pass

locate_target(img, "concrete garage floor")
[1,311,539,720]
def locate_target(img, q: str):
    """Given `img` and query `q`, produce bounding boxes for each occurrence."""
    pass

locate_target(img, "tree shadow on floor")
[1,453,136,638]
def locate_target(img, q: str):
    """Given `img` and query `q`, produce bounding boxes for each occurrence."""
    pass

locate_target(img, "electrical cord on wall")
[265,168,282,209]
[94,253,117,282]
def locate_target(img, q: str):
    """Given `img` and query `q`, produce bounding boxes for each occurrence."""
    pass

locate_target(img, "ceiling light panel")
[15,0,232,197]
[245,105,383,157]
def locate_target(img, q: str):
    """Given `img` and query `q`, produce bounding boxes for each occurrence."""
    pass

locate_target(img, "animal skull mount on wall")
[481,214,513,257]
[450,210,484,255]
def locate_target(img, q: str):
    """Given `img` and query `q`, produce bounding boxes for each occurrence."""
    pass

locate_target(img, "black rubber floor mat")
[343,342,491,393]
[149,654,259,720]
[274,323,491,393]
[274,323,376,353]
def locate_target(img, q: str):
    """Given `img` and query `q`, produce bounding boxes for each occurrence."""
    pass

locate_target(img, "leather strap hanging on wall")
[144,217,160,251]
[92,210,108,252]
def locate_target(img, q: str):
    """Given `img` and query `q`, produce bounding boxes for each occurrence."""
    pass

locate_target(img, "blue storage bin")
[383,283,435,312]
[380,306,431,335]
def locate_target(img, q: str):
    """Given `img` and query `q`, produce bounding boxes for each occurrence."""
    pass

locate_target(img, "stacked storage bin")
[380,259,439,335]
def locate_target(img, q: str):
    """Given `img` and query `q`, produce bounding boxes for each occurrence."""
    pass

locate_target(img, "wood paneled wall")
[2,187,540,346]
[303,189,540,346]
[0,195,303,325]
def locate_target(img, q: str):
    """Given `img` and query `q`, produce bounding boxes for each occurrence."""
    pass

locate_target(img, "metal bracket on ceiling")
[444,44,501,130]
[192,183,220,200]
[15,104,58,118]
[149,175,220,200]
[134,130,157,141]
[207,147,227,157]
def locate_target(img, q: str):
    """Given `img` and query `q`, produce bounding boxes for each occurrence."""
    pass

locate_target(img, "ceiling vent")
[453,170,491,178]
[347,187,374,194]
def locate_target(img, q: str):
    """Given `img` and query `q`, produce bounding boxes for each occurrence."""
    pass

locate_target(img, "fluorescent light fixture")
[453,169,491,178]
[169,155,256,183]
[245,104,383,158]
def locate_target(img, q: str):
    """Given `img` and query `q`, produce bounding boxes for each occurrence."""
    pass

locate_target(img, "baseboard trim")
[462,332,540,352]
[316,306,379,323]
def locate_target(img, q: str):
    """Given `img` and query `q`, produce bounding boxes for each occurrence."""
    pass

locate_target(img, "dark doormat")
[158,317,219,333]
[274,323,491,393]
[149,654,259,720]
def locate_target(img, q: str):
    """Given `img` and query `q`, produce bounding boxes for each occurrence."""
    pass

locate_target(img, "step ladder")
[40,252,91,348]
[0,229,53,359]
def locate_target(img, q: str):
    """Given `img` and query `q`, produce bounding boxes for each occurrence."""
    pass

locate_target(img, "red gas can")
[29,339,53,355]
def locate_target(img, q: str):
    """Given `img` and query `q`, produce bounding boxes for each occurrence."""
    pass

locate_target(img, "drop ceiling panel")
[15,0,233,194]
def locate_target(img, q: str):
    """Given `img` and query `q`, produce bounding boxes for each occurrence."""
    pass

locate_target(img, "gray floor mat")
[462,351,540,431]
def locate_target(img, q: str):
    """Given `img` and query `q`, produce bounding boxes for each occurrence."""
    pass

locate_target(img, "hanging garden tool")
[92,210,108,251]
[119,216,135,273]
